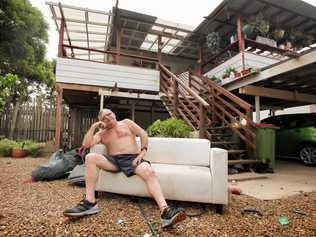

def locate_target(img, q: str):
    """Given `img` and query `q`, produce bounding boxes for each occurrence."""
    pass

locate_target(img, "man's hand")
[132,150,146,167]
[92,121,106,130]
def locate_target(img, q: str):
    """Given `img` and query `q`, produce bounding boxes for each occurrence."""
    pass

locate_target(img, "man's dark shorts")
[103,154,150,177]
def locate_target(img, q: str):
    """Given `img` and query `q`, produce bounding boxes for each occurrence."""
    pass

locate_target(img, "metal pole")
[255,96,260,123]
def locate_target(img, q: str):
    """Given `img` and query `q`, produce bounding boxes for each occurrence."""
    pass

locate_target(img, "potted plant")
[211,75,221,83]
[206,32,221,54]
[241,68,251,76]
[223,67,236,79]
[11,141,27,158]
[234,71,242,78]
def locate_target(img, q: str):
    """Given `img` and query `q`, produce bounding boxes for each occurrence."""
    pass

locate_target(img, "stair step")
[212,141,238,145]
[208,126,229,130]
[211,133,233,137]
[227,149,246,155]
[228,159,262,165]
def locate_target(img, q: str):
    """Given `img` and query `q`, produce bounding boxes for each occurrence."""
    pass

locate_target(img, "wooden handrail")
[159,64,210,138]
[160,64,209,108]
[189,69,256,150]
[190,69,253,111]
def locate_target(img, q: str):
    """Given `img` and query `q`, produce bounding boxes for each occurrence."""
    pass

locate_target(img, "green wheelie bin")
[255,124,279,169]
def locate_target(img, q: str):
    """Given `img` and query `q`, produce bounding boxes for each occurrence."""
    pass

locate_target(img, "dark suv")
[262,113,316,165]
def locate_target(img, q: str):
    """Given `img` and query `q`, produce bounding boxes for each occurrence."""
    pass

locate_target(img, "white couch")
[91,137,228,212]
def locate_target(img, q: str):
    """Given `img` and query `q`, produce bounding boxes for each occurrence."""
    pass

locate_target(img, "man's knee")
[138,163,156,179]
[85,153,99,164]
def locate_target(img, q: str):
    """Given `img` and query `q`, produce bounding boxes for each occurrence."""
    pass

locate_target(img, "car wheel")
[299,145,316,165]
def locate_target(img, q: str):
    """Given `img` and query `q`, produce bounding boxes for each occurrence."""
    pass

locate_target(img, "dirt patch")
[0,157,315,236]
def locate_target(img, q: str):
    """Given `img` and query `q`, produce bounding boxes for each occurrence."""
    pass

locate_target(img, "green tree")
[0,73,18,111]
[0,0,55,137]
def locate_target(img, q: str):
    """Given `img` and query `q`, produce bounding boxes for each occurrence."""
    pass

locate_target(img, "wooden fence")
[0,100,68,143]
[0,99,100,148]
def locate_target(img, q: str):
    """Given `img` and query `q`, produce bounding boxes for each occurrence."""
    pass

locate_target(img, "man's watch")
[141,146,148,152]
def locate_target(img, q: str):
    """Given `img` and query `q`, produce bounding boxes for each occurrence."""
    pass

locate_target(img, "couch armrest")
[209,148,228,204]
[90,144,107,155]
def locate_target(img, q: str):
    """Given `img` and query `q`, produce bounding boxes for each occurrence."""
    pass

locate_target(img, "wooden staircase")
[159,64,261,165]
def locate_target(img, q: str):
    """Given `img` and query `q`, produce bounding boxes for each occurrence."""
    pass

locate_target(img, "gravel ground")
[0,157,315,237]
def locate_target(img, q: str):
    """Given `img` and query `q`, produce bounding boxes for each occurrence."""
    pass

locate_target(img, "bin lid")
[255,123,279,129]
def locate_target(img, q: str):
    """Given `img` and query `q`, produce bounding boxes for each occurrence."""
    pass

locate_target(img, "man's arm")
[124,119,148,163]
[82,121,104,148]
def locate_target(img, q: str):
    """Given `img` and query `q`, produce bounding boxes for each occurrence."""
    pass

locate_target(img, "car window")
[299,116,316,127]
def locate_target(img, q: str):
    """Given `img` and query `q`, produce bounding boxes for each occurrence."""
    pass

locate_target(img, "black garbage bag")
[31,148,88,181]
[68,164,86,186]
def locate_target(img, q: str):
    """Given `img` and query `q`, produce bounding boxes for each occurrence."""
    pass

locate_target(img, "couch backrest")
[142,137,210,166]
[91,137,210,167]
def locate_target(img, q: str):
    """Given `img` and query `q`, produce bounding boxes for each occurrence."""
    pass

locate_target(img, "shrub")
[147,118,192,138]
[0,139,17,157]
[25,142,45,157]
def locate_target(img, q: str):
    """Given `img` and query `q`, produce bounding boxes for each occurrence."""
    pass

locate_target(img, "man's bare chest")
[101,123,133,142]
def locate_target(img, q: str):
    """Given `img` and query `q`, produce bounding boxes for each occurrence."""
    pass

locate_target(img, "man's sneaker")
[161,206,186,228]
[63,199,100,217]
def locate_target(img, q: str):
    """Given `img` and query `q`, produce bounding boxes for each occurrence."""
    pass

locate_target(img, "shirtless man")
[64,109,186,228]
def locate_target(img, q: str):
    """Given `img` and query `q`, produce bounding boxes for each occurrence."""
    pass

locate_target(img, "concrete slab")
[230,160,316,200]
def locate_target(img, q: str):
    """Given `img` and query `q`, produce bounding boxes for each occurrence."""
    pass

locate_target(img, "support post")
[188,71,192,88]
[237,15,245,70]
[131,101,135,121]
[157,35,162,65]
[100,95,104,111]
[199,104,206,138]
[198,46,203,75]
[255,96,260,123]
[55,87,63,149]
[151,102,155,123]
[58,18,65,57]
[115,27,121,64]
[173,79,179,117]
[211,87,216,123]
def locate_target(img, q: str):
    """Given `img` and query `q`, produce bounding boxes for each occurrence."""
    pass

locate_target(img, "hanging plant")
[272,29,285,41]
[248,13,270,38]
[242,24,252,36]
[206,32,221,54]
[292,31,314,47]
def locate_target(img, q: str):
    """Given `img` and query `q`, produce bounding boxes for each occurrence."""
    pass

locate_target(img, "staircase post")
[173,78,179,117]
[211,87,216,122]
[199,104,206,138]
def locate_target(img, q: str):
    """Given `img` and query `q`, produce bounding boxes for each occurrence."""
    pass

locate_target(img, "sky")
[30,0,316,60]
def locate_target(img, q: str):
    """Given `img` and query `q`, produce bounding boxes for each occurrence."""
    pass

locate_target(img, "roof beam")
[85,11,90,60]
[121,25,195,43]
[239,85,316,104]
[256,0,316,23]
[68,30,109,35]
[119,16,193,33]
[46,2,112,16]
[58,3,74,57]
[49,4,59,31]
[53,17,111,27]
[99,89,163,100]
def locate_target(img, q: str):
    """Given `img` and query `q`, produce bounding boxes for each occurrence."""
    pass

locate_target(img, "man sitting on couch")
[64,108,186,228]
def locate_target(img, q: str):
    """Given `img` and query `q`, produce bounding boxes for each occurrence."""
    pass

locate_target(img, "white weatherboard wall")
[56,58,160,92]
[205,52,280,78]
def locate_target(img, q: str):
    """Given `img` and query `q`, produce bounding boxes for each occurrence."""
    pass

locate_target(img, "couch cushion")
[91,137,210,167]
[96,163,213,203]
